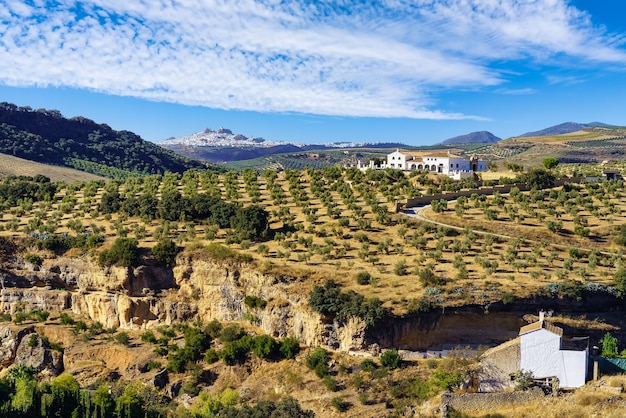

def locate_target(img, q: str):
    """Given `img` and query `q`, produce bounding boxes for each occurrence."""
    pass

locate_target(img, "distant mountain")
[518,122,613,137]
[160,127,284,148]
[0,102,213,177]
[439,131,501,145]
[160,128,412,162]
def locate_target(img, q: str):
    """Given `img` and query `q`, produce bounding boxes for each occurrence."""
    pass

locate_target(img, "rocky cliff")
[0,250,369,352]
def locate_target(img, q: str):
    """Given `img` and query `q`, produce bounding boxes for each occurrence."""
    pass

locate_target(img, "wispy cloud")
[496,88,537,95]
[0,0,624,119]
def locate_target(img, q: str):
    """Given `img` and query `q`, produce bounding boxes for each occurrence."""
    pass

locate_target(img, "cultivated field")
[2,164,626,315]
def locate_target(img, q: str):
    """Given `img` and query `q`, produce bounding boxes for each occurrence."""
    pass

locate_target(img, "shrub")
[380,349,402,369]
[244,295,267,309]
[330,396,349,412]
[98,237,139,267]
[151,238,179,267]
[146,360,162,371]
[24,253,42,266]
[204,319,223,339]
[13,312,28,324]
[602,332,620,357]
[219,336,252,366]
[32,310,49,322]
[360,359,377,373]
[355,271,371,285]
[309,280,386,326]
[141,330,157,344]
[205,348,219,364]
[394,260,408,276]
[306,348,329,377]
[279,337,300,359]
[513,369,534,391]
[59,312,74,325]
[323,376,338,392]
[252,335,278,359]
[220,325,245,343]
[114,332,130,346]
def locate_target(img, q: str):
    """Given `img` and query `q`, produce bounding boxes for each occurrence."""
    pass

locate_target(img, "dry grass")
[0,152,105,182]
[547,315,619,332]
[2,168,625,313]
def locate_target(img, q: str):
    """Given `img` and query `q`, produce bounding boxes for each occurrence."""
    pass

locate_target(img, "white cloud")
[0,0,624,118]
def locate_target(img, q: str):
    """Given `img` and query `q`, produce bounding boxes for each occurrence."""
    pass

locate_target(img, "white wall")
[387,151,407,170]
[520,329,587,388]
[560,350,588,388]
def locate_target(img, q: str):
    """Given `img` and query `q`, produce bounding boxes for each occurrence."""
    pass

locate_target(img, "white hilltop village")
[159,127,368,148]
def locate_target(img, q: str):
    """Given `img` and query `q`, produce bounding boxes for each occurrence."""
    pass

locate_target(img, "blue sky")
[1,1,626,145]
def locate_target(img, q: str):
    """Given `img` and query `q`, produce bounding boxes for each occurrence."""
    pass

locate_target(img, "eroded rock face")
[0,326,63,377]
[0,252,370,351]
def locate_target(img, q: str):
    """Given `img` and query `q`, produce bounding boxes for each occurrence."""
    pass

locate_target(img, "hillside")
[0,102,215,177]
[0,166,624,416]
[468,126,626,168]
[439,131,500,145]
[519,122,613,137]
[0,152,105,182]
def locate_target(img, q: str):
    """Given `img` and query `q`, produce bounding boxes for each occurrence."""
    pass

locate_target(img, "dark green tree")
[231,205,269,240]
[542,157,559,169]
[99,238,139,267]
[151,238,179,268]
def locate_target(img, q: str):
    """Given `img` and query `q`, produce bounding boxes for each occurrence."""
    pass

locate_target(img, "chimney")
[539,311,545,322]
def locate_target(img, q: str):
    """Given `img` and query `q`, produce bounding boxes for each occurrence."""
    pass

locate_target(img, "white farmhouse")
[519,312,588,389]
[385,150,486,176]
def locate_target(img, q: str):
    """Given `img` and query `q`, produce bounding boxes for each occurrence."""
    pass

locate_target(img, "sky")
[1,0,626,145]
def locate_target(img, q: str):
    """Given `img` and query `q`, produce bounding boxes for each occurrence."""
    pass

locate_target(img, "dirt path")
[402,204,612,256]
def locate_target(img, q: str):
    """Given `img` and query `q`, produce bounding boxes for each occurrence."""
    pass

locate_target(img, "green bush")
[220,324,245,343]
[252,335,278,359]
[360,358,378,373]
[309,280,386,326]
[31,310,49,322]
[244,295,267,309]
[219,335,252,366]
[141,330,157,344]
[205,348,219,364]
[305,348,329,377]
[204,319,223,339]
[24,253,42,266]
[13,312,28,324]
[380,349,402,369]
[323,376,338,392]
[279,337,300,359]
[151,238,179,267]
[146,360,162,371]
[330,396,349,412]
[98,237,139,267]
[355,271,371,285]
[114,332,130,346]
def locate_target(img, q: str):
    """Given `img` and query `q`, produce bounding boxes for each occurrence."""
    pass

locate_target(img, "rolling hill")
[439,130,501,145]
[518,122,613,137]
[0,102,216,177]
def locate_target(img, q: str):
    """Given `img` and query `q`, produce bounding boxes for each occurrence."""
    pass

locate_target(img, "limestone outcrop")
[0,251,370,351]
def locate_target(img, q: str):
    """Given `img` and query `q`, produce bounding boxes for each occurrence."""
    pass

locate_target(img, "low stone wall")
[401,177,583,210]
[441,387,544,415]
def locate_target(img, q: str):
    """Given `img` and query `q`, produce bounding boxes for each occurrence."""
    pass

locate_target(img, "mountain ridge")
[518,122,613,137]
[438,131,501,145]
[0,102,214,177]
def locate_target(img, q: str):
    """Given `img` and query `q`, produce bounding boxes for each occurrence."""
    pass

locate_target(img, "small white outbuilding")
[519,312,588,389]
